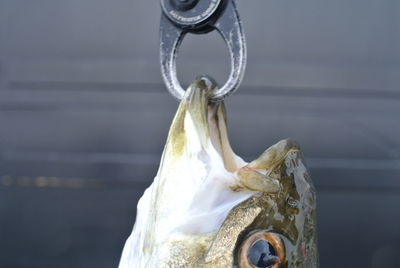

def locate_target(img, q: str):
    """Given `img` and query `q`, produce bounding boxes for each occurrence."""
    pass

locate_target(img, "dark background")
[1,0,400,267]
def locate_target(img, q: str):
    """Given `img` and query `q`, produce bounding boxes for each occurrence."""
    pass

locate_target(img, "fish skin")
[119,78,318,268]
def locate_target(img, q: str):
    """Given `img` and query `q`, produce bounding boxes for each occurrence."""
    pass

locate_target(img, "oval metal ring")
[160,0,247,101]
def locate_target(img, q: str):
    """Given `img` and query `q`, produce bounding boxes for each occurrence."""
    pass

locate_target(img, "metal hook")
[160,0,247,100]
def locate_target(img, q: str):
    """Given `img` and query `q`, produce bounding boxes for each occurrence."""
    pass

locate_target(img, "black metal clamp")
[160,0,247,100]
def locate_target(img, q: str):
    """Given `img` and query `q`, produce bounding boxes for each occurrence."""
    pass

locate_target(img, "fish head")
[119,77,318,268]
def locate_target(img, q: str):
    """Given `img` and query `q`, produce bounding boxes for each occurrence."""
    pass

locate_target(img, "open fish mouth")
[119,77,318,268]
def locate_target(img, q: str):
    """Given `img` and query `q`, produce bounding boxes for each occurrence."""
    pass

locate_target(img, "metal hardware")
[160,0,246,100]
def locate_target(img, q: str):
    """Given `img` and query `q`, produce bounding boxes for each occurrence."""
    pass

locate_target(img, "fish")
[119,77,319,268]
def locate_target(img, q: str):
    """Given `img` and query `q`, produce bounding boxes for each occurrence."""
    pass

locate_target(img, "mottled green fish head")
[230,139,319,268]
[119,77,318,268]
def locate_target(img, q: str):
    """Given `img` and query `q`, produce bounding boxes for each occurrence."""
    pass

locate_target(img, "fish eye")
[238,231,286,268]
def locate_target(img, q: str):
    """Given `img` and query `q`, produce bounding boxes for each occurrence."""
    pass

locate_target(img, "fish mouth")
[119,77,254,267]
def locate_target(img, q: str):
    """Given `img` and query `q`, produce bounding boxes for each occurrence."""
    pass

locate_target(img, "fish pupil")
[248,240,279,268]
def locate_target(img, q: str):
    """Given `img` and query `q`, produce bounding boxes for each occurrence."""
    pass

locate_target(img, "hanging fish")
[119,77,319,268]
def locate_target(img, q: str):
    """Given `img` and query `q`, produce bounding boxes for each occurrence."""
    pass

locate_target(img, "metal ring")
[161,0,222,28]
[160,0,246,100]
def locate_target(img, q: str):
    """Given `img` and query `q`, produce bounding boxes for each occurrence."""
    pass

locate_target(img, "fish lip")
[185,75,218,101]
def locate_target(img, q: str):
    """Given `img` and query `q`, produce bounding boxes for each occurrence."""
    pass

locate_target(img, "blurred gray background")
[1,0,400,267]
